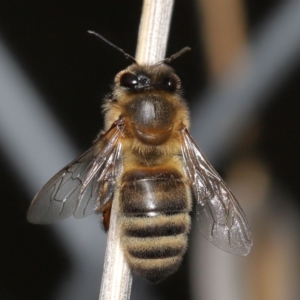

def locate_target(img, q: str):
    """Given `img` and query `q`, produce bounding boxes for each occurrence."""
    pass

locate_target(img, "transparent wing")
[27,121,124,224]
[180,129,252,256]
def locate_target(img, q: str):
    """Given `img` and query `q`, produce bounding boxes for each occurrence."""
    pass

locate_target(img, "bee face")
[115,64,181,92]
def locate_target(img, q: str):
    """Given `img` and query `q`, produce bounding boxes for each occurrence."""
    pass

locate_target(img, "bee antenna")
[88,30,137,64]
[156,47,191,65]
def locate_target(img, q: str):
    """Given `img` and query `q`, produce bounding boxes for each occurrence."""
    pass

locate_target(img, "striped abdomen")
[119,168,191,283]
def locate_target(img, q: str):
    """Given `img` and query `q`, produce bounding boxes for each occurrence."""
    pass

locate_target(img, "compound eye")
[162,76,177,91]
[119,73,138,88]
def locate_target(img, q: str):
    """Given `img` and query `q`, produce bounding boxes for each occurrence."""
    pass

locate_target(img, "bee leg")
[97,200,112,232]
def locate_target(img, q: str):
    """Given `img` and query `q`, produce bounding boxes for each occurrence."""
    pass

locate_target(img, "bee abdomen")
[119,168,191,283]
[121,214,190,283]
[120,168,190,217]
[123,213,189,238]
[125,220,186,238]
[124,234,185,259]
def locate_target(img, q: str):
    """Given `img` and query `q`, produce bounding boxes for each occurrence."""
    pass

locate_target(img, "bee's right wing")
[27,121,124,224]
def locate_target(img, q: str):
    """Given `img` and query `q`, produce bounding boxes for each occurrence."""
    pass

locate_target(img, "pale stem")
[98,0,174,300]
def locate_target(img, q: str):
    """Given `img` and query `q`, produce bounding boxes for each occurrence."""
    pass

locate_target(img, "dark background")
[1,1,299,300]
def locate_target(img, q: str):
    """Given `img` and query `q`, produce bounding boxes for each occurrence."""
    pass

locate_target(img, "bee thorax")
[128,95,174,145]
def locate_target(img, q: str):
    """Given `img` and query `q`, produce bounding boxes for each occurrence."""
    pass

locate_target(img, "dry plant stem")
[99,0,174,300]
[99,197,132,300]
[136,0,174,64]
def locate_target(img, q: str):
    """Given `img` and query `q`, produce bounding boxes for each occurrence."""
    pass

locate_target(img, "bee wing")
[180,129,252,256]
[27,123,123,224]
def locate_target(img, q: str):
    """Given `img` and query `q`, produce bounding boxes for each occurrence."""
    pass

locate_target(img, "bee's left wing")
[180,129,252,256]
[27,121,124,224]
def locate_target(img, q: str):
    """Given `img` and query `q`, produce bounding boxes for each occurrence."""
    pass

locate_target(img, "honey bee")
[27,32,252,283]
